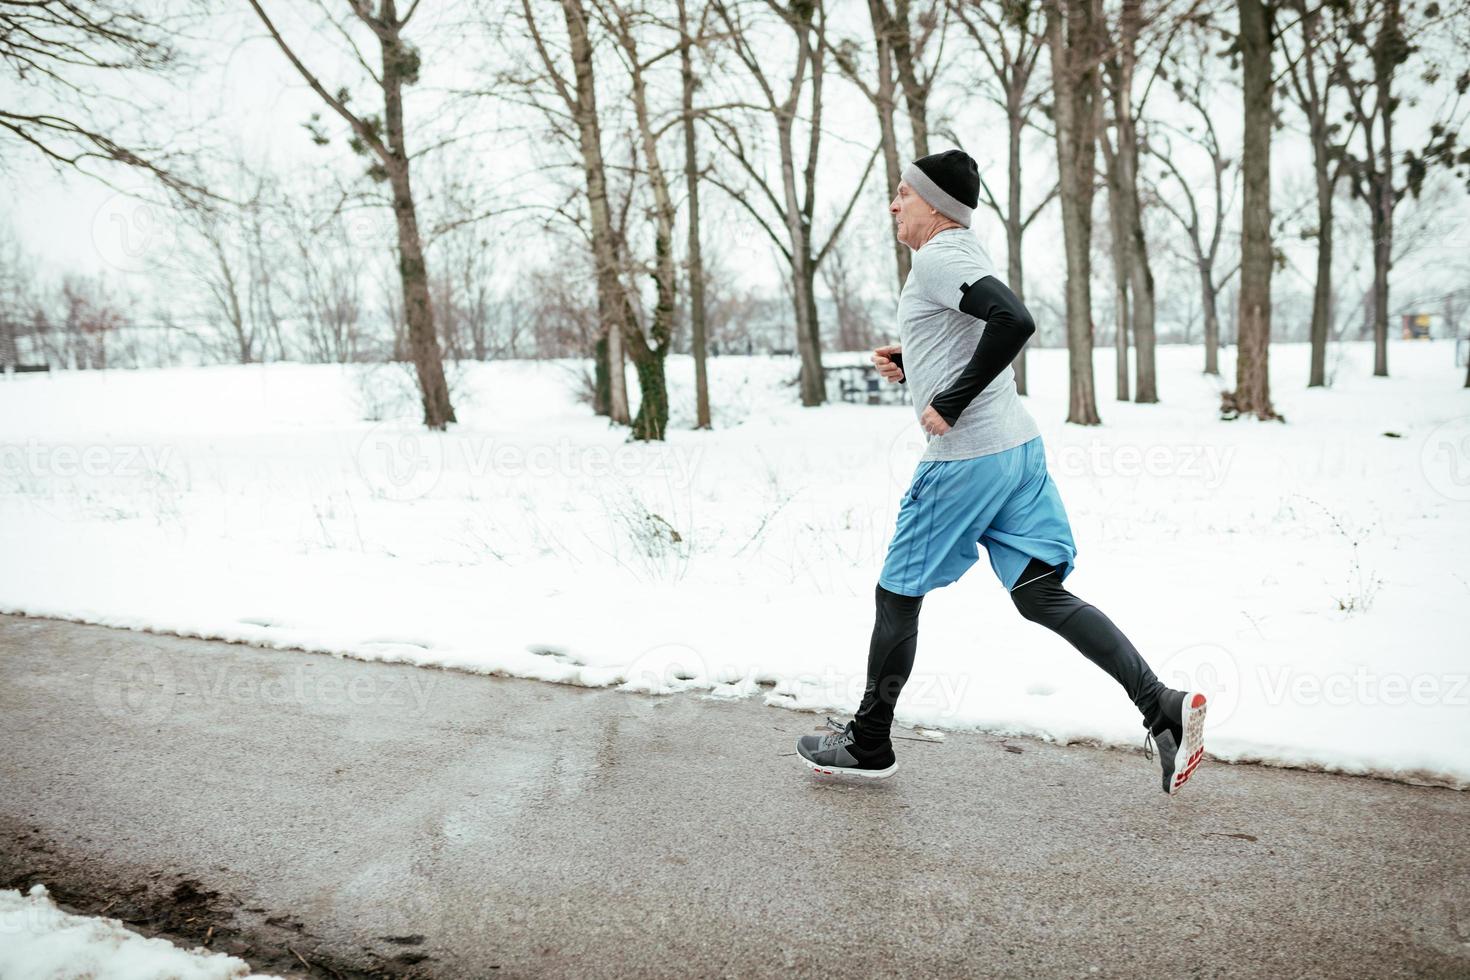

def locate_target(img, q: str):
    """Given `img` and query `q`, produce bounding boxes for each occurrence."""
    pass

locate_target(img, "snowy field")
[2,340,1467,787]
[0,884,277,980]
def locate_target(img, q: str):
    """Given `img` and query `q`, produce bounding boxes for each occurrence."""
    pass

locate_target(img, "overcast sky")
[4,1,1467,333]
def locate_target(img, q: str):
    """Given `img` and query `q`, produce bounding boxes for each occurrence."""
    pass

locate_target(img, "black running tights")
[851,558,1168,747]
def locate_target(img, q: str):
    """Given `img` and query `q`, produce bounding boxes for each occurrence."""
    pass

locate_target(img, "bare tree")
[1147,37,1239,376]
[1045,0,1103,424]
[1338,0,1470,378]
[1098,0,1197,404]
[0,226,40,368]
[282,200,367,364]
[0,1,211,199]
[507,0,633,424]
[587,0,686,440]
[881,0,946,158]
[166,159,293,365]
[1281,0,1356,387]
[827,0,946,295]
[58,275,125,370]
[949,0,1054,397]
[827,5,913,291]
[678,0,713,429]
[707,0,880,407]
[246,0,456,428]
[1229,0,1279,419]
[819,240,879,352]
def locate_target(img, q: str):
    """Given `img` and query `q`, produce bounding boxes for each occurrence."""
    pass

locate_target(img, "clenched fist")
[872,344,904,383]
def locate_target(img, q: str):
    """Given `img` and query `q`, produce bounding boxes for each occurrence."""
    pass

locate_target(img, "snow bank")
[1,341,1466,787]
[0,884,277,980]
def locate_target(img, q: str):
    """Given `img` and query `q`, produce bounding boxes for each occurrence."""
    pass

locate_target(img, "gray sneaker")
[796,718,897,778]
[1144,691,1208,794]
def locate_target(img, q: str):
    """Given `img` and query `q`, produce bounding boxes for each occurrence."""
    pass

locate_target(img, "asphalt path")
[1,613,1467,978]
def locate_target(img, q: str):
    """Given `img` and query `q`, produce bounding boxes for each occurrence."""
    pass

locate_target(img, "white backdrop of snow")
[1,340,1466,787]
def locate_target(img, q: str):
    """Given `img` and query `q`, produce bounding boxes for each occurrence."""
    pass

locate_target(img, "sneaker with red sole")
[1145,691,1208,794]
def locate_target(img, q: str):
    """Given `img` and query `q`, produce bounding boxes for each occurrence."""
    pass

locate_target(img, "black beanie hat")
[902,149,979,228]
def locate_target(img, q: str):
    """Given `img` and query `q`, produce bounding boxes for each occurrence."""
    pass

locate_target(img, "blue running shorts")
[878,435,1078,596]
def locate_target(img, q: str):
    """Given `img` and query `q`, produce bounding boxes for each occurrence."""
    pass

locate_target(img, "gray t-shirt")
[899,228,1041,461]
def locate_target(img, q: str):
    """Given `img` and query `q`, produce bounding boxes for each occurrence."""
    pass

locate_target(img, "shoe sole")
[799,754,897,779]
[1168,692,1208,795]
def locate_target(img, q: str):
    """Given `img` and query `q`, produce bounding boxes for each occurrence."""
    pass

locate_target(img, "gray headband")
[902,162,972,229]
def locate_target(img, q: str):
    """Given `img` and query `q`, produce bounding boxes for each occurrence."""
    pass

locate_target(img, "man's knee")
[876,582,924,617]
[1009,566,1080,627]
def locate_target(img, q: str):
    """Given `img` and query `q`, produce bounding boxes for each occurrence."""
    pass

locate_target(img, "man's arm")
[927,276,1036,426]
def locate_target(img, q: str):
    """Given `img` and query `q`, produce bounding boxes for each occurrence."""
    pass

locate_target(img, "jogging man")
[795,148,1207,795]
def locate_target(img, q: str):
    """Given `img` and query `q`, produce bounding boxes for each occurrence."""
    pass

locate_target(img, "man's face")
[889,179,931,250]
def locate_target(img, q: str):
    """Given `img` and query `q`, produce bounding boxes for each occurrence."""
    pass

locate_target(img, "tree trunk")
[1308,179,1333,386]
[1102,136,1131,401]
[1233,0,1278,419]
[869,0,911,292]
[778,104,823,404]
[1006,87,1029,396]
[1200,261,1220,375]
[679,0,711,429]
[1047,0,1101,425]
[890,0,929,157]
[563,0,629,425]
[593,332,610,415]
[1129,223,1157,401]
[1368,0,1398,379]
[622,14,677,442]
[381,26,454,429]
[1370,171,1392,377]
[1115,0,1156,403]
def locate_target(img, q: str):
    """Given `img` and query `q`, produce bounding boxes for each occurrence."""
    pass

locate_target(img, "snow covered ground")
[0,884,277,980]
[1,340,1467,787]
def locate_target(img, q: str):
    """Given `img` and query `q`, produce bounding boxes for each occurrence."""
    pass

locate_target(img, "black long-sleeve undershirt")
[927,275,1036,426]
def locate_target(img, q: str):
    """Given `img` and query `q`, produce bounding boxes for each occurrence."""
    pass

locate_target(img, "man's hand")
[920,404,951,436]
[873,344,904,383]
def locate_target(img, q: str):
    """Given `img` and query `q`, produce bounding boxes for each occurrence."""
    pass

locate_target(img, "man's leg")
[1008,556,1183,736]
[851,583,925,749]
[796,452,1014,776]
